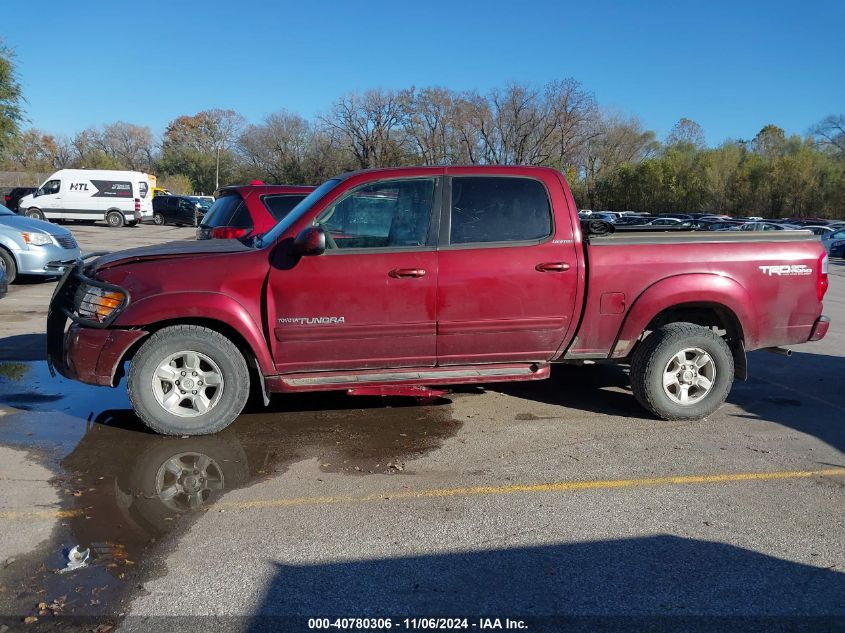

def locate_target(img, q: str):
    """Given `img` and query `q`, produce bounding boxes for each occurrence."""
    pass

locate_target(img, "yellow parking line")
[218,467,845,510]
[1,467,842,521]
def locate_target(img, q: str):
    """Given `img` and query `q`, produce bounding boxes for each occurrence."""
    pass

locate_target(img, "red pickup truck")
[47,166,830,435]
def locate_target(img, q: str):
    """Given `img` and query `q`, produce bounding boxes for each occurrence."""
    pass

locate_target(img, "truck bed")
[565,230,824,359]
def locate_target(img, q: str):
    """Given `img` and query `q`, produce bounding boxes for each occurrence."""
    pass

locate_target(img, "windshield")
[257,178,343,248]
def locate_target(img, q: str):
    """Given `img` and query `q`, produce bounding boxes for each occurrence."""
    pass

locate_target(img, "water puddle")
[0,361,461,625]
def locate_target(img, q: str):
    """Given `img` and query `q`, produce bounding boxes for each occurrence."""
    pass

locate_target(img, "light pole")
[215,146,220,192]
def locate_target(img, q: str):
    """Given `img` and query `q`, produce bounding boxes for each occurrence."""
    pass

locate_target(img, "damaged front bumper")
[47,257,146,386]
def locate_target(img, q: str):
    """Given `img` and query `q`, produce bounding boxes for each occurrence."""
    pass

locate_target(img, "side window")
[139,182,149,198]
[39,180,61,196]
[262,194,306,220]
[316,179,435,250]
[449,177,551,245]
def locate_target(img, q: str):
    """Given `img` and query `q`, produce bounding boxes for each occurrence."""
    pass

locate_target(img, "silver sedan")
[0,204,82,283]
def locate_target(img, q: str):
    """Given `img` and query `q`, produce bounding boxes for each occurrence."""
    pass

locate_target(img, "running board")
[266,363,550,393]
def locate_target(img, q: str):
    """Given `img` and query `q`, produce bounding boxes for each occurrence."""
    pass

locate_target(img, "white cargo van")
[18,169,153,228]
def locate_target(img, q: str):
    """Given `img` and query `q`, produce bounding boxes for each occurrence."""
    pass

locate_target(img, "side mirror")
[293,226,326,257]
[32,190,39,198]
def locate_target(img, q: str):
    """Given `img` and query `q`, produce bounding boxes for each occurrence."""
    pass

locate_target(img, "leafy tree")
[0,42,25,157]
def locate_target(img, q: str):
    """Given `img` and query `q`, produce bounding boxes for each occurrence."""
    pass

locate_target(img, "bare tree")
[399,87,457,164]
[321,89,407,169]
[238,110,312,182]
[666,118,706,148]
[95,121,154,170]
[810,114,845,157]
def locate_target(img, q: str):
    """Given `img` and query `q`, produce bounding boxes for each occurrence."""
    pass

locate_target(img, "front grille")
[54,234,78,249]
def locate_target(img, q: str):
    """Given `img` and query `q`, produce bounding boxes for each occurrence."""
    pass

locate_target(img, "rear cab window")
[448,177,552,245]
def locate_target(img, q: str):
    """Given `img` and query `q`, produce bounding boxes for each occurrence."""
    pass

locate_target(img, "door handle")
[388,268,426,278]
[535,262,571,272]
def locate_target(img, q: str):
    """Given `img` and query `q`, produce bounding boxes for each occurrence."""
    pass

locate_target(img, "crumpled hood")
[91,239,254,271]
[0,214,73,236]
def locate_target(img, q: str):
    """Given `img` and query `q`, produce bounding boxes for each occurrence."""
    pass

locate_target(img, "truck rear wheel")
[128,325,250,435]
[107,211,125,228]
[630,322,733,421]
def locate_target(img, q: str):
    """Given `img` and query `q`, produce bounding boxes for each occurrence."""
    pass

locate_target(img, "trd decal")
[91,180,133,198]
[758,264,812,276]
[277,317,346,325]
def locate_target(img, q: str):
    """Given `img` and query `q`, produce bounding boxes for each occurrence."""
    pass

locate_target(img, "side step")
[266,362,550,393]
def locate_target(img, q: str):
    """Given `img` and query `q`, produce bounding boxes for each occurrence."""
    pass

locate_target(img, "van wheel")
[25,208,45,221]
[128,325,250,435]
[630,322,734,421]
[0,248,17,284]
[107,211,125,228]
[153,213,165,226]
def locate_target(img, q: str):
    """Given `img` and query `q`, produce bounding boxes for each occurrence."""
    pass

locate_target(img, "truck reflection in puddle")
[0,361,461,619]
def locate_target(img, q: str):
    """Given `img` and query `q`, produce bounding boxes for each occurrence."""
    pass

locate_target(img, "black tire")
[128,325,250,435]
[630,322,734,421]
[153,212,165,226]
[106,211,125,228]
[0,247,17,284]
[25,208,45,221]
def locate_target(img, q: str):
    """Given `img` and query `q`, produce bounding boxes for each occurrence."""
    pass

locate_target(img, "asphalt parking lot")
[0,224,843,632]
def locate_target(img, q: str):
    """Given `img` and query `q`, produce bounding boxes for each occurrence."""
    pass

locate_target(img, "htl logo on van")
[69,182,90,191]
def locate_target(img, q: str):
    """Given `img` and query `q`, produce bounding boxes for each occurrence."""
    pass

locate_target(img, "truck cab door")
[436,173,579,364]
[267,176,442,373]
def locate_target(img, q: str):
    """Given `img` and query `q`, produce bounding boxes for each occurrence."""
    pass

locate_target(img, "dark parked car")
[152,195,206,227]
[0,265,7,299]
[197,184,314,240]
[3,187,36,212]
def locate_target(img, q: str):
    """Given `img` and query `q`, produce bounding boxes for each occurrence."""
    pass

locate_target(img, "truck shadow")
[729,349,845,453]
[491,349,845,453]
[233,535,844,632]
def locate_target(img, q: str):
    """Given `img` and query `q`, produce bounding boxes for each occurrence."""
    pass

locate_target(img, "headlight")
[21,232,53,246]
[74,284,128,323]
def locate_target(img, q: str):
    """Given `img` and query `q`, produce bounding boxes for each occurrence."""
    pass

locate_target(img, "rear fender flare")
[611,274,758,358]
[114,292,274,374]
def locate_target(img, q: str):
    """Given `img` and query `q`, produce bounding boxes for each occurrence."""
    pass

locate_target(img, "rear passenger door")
[436,174,579,364]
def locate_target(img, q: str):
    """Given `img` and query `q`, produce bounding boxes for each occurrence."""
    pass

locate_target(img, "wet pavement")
[0,361,460,628]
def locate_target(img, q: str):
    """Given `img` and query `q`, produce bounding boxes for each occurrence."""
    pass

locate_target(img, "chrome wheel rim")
[151,350,224,417]
[155,451,224,511]
[662,347,716,405]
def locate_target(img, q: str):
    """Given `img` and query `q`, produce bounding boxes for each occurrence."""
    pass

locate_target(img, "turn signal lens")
[75,286,127,323]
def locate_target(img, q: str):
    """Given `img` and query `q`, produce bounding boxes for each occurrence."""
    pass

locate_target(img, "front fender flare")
[113,291,274,374]
[610,273,758,358]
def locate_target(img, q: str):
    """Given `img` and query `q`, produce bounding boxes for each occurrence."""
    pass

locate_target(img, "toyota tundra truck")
[47,166,831,435]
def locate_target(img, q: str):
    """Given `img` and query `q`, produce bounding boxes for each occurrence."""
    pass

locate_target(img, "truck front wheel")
[630,322,734,421]
[128,325,250,435]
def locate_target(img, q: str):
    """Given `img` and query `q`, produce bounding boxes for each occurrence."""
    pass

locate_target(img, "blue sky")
[5,0,844,145]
